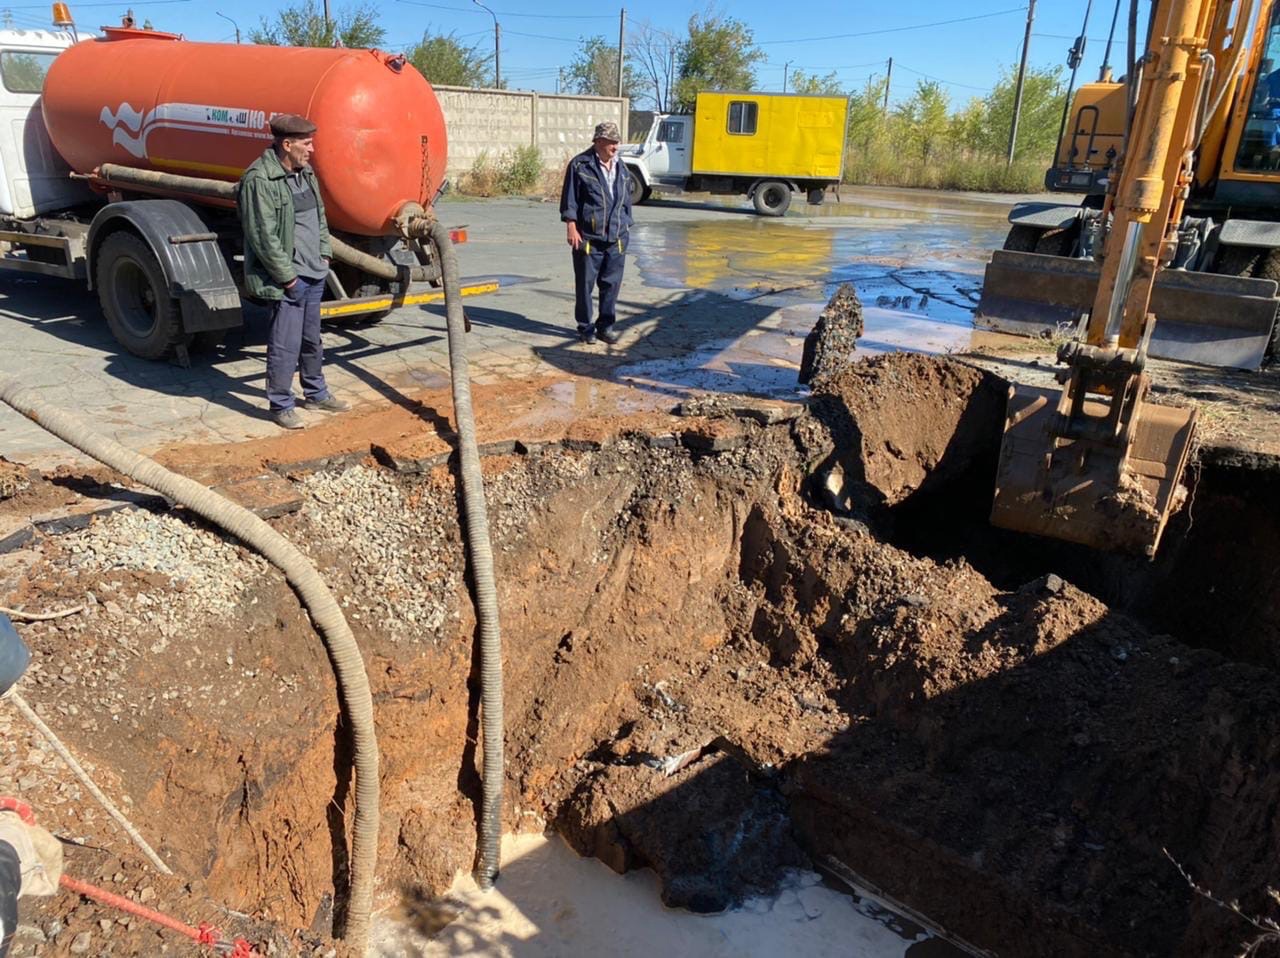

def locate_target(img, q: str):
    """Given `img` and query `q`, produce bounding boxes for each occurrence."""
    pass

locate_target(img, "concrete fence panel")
[432,85,628,180]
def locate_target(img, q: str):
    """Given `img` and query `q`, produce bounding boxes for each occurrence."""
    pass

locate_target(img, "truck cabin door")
[652,117,692,181]
[0,47,84,218]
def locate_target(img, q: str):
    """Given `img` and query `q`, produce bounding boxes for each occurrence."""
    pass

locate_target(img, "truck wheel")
[753,181,792,217]
[96,232,188,360]
[628,169,651,205]
[806,187,826,206]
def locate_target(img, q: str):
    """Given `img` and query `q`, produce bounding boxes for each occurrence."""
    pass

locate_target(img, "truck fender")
[87,199,241,333]
[1007,202,1083,230]
[1216,218,1280,250]
[620,157,651,189]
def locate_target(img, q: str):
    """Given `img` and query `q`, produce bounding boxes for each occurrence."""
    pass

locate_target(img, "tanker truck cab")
[621,92,849,216]
[0,29,93,271]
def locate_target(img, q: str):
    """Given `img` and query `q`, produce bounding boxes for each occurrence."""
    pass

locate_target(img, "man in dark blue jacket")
[559,121,633,344]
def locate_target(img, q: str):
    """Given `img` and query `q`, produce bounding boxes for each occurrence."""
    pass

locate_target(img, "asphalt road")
[0,186,1028,467]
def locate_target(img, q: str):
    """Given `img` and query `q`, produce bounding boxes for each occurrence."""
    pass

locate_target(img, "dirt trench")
[2,353,1279,957]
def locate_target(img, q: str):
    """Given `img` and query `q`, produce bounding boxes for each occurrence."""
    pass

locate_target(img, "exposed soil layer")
[1,353,1278,957]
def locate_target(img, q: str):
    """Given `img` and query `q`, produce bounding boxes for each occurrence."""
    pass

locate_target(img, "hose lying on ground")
[424,220,505,890]
[0,374,380,953]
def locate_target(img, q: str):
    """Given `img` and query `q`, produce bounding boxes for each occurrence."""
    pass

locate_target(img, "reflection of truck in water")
[621,92,849,217]
[0,20,485,362]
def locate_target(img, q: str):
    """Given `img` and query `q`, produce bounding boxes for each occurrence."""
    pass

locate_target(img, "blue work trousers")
[266,275,329,412]
[572,237,627,333]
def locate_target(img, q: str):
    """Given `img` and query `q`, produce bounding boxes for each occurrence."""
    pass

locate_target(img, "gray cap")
[269,114,318,137]
[593,121,621,142]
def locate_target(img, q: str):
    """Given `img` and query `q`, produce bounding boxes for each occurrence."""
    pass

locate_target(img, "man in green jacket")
[238,114,348,430]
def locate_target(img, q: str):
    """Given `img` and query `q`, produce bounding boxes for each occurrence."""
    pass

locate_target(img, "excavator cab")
[989,0,1214,557]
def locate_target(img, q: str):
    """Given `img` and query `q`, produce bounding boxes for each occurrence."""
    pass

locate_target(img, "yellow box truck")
[622,91,849,216]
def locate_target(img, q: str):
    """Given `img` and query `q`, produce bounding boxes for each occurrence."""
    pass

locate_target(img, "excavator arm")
[990,0,1211,556]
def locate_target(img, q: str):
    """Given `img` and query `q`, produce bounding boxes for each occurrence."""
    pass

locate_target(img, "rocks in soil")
[799,283,864,387]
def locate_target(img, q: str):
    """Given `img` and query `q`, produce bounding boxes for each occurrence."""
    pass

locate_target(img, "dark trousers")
[266,275,328,412]
[572,238,627,333]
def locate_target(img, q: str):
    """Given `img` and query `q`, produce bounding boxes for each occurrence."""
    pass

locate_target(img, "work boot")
[273,408,305,430]
[597,326,621,345]
[310,394,350,413]
[578,326,597,345]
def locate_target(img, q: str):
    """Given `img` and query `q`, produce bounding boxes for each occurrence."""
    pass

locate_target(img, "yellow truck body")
[690,92,848,179]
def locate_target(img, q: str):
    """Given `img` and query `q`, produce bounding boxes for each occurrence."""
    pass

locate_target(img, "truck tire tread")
[753,181,791,217]
[96,231,188,360]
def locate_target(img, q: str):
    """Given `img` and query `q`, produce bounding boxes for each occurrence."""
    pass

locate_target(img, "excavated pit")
[2,353,1279,957]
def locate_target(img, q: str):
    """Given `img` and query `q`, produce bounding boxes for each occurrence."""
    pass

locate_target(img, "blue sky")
[8,0,1148,109]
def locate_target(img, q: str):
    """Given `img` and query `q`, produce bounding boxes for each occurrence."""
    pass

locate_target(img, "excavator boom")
[991,0,1209,556]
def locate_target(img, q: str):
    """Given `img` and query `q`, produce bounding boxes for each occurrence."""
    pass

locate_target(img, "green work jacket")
[237,147,333,301]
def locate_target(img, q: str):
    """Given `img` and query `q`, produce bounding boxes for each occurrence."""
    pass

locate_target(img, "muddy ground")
[1,352,1278,957]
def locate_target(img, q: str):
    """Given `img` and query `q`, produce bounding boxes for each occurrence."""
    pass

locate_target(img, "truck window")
[0,51,56,94]
[727,101,758,135]
[657,120,684,144]
[1237,4,1280,171]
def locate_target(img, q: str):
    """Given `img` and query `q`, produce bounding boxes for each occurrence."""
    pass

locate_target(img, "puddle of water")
[370,833,962,957]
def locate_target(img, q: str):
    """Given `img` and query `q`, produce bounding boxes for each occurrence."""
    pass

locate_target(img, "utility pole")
[617,8,626,98]
[1099,0,1123,81]
[1007,0,1037,166]
[666,47,674,112]
[783,60,792,93]
[883,57,892,113]
[215,10,239,43]
[322,0,330,33]
[474,0,500,89]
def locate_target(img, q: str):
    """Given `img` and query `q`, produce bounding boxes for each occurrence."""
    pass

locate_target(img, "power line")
[505,29,582,43]
[895,62,994,92]
[759,6,1027,46]
[392,0,611,19]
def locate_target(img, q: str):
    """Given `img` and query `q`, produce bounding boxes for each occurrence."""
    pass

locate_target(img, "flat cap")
[593,121,621,142]
[269,114,317,137]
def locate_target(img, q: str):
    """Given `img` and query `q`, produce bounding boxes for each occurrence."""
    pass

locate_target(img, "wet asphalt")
[0,186,1039,466]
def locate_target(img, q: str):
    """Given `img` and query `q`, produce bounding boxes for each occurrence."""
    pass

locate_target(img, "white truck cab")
[0,30,87,218]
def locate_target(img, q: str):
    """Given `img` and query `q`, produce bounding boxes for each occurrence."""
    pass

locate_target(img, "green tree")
[408,30,491,87]
[971,65,1065,160]
[566,35,645,99]
[250,0,384,48]
[846,75,889,151]
[788,69,844,96]
[674,9,765,111]
[892,80,950,161]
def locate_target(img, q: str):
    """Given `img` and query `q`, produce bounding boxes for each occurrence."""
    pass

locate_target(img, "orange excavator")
[990,0,1241,556]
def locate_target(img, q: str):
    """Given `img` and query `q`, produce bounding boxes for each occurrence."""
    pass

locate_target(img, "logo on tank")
[99,102,271,158]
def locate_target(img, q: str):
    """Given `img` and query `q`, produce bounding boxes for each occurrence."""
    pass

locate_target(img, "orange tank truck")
[0,20,491,361]
[42,26,449,235]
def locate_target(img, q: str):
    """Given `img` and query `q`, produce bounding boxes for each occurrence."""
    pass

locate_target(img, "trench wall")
[432,86,629,179]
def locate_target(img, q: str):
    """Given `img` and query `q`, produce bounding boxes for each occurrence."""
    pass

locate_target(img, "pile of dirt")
[1,353,1277,958]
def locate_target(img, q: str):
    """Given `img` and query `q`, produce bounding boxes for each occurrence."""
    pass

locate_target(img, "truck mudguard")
[87,199,241,333]
[1217,218,1280,250]
[1007,202,1083,230]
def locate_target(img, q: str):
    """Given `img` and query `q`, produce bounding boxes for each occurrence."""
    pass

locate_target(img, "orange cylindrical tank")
[42,28,448,235]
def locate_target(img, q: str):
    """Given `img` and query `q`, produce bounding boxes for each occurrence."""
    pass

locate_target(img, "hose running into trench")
[0,374,380,953]
[425,220,506,890]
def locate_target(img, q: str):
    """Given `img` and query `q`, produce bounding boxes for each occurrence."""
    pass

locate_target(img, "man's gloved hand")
[0,808,62,897]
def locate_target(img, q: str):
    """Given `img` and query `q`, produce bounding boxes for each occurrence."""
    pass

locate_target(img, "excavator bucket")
[990,384,1197,557]
[976,250,1280,370]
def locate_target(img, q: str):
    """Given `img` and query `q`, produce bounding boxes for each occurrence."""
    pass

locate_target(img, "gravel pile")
[297,454,593,642]
[55,507,269,621]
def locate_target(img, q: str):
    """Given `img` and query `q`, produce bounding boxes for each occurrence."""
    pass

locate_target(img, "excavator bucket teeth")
[975,250,1280,370]
[990,384,1197,557]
